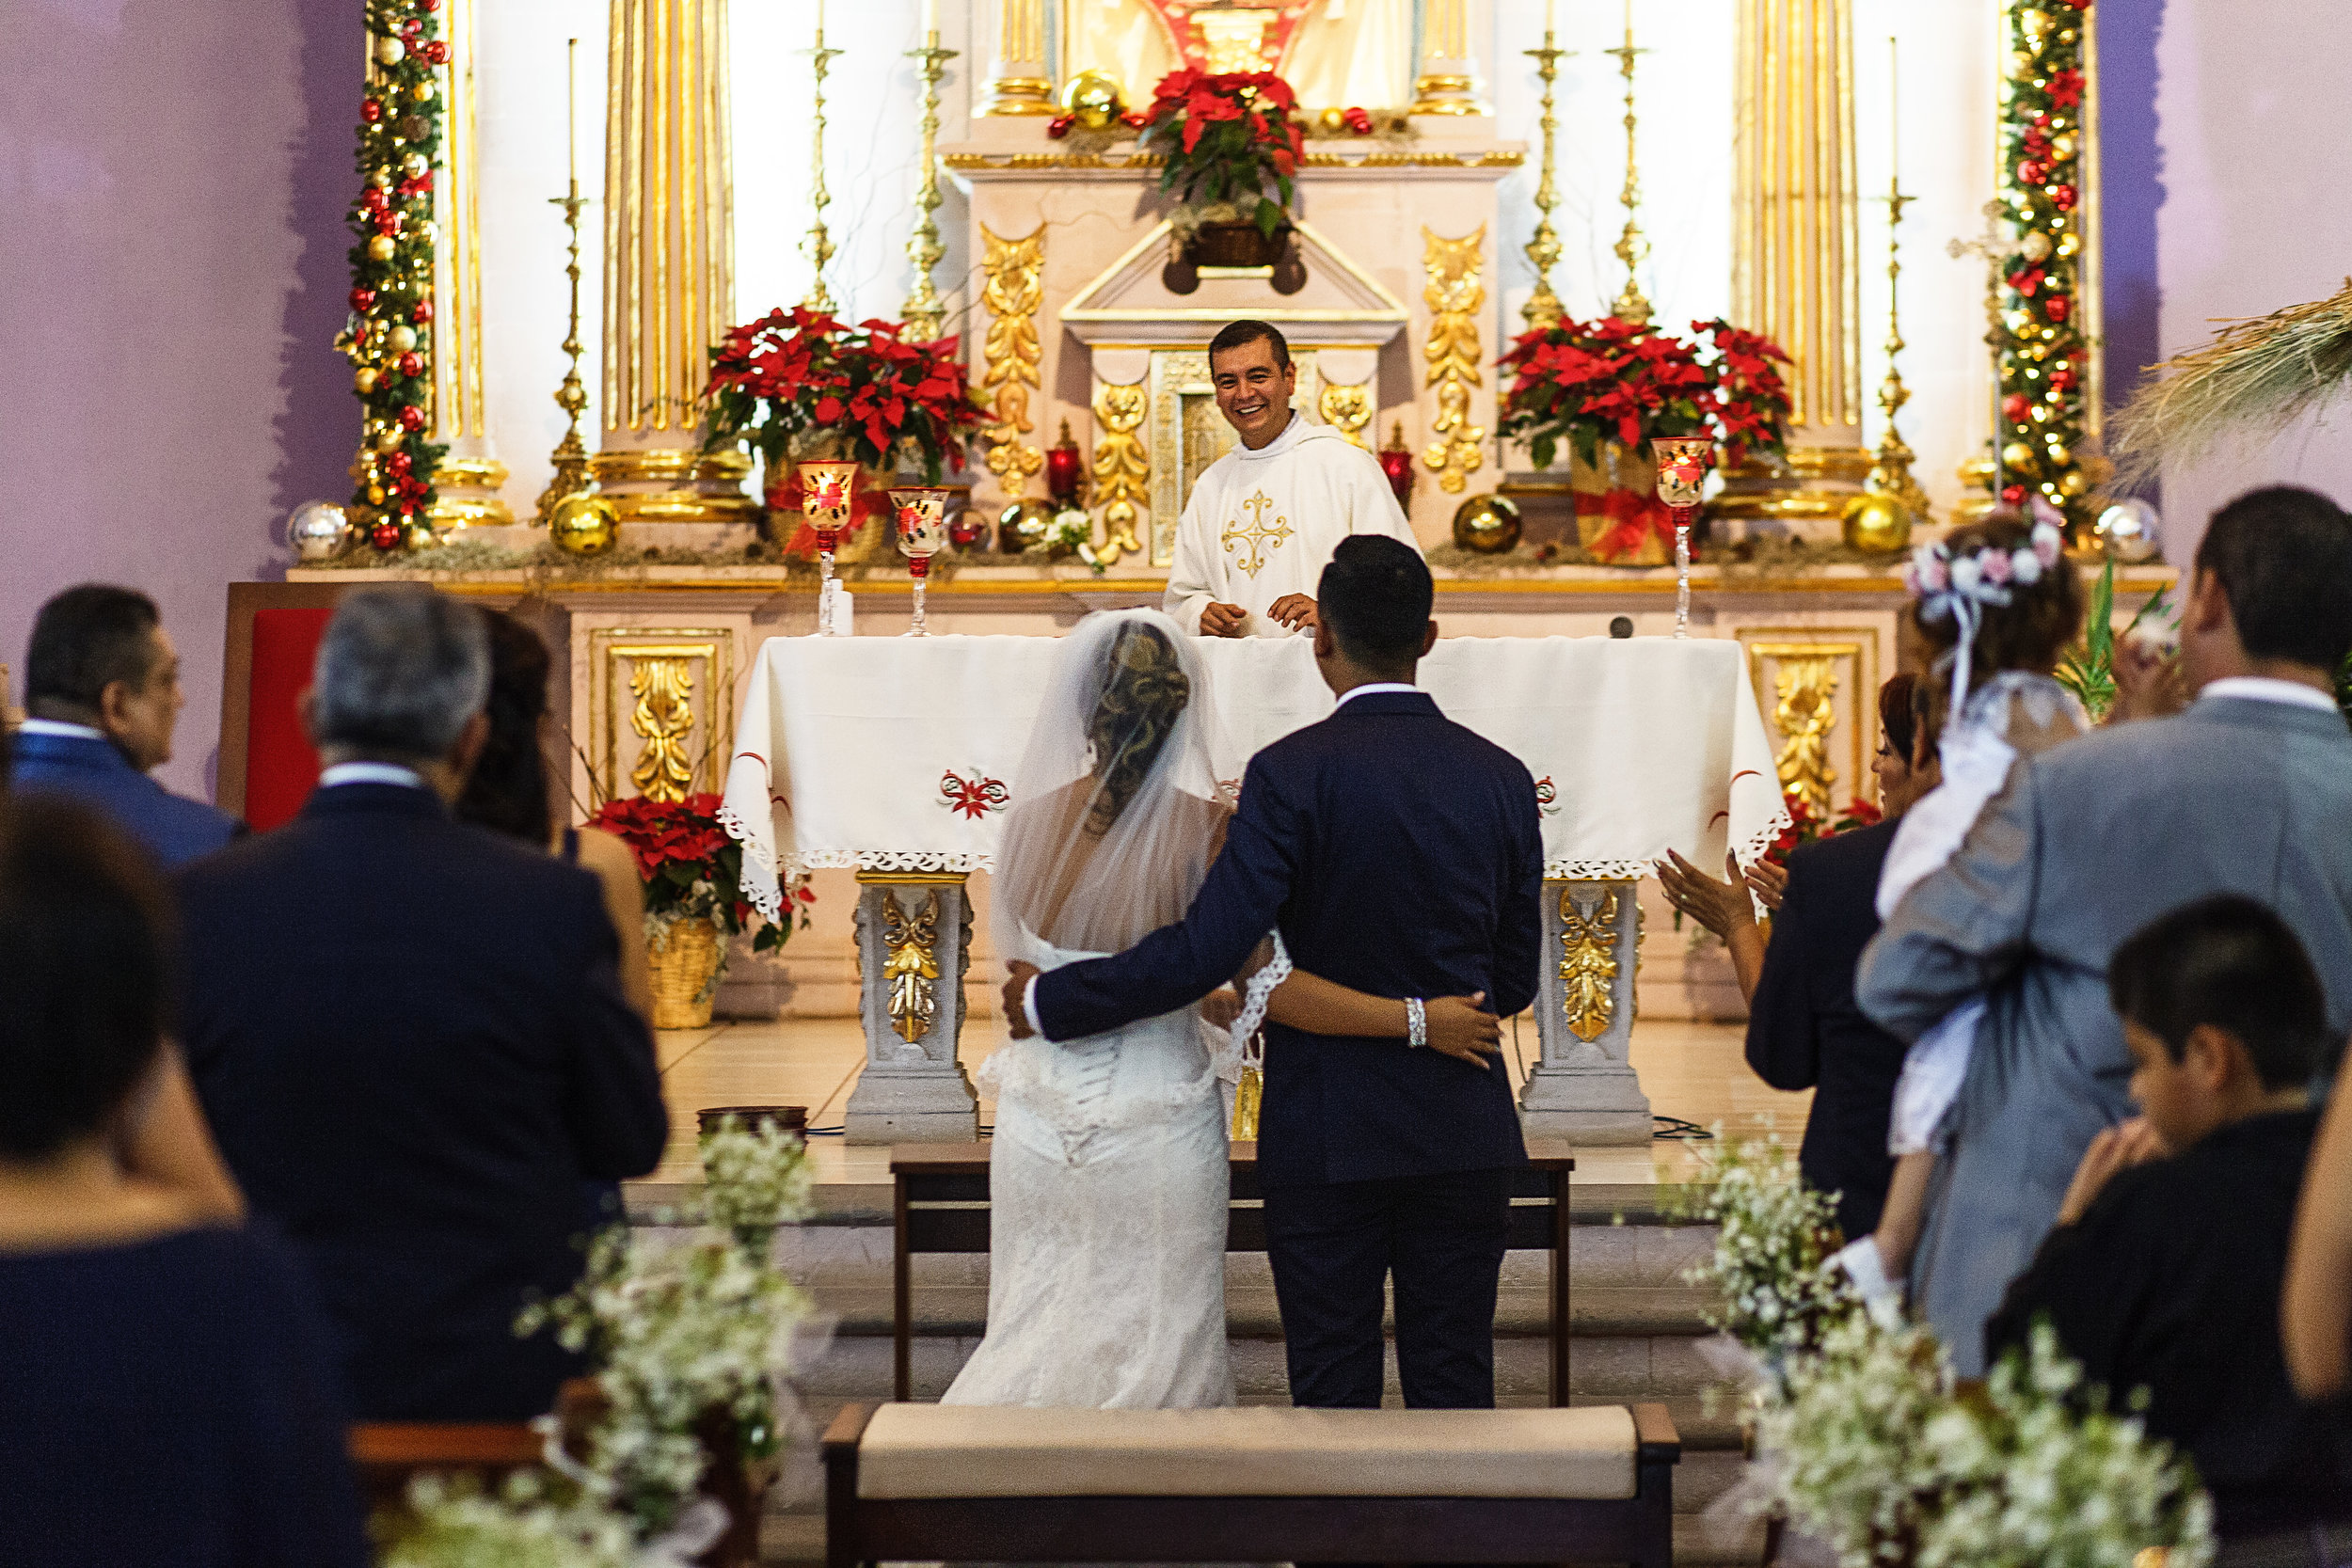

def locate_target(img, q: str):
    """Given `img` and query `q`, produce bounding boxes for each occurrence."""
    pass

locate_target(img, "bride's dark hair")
[1085,622,1191,836]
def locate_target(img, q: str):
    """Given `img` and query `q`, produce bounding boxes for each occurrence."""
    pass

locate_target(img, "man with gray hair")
[178,586,667,1420]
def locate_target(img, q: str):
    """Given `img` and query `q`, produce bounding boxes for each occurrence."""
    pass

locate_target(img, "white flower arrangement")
[1041,506,1108,574]
[1680,1131,1861,1365]
[379,1472,638,1568]
[696,1114,816,1244]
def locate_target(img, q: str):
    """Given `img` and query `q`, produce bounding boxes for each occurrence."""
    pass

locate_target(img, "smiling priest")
[1165,320,1421,638]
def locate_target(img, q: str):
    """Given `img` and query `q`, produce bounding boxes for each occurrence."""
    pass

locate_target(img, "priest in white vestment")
[1165,321,1421,639]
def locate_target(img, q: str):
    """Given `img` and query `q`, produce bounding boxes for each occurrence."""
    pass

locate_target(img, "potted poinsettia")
[1137,69,1305,262]
[702,307,987,559]
[585,793,813,1030]
[1497,317,1792,565]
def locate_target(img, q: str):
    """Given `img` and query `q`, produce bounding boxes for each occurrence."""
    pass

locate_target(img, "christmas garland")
[339,0,449,552]
[1994,0,2093,527]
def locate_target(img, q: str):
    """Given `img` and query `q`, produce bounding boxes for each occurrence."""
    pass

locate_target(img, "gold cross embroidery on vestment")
[1220,489,1294,578]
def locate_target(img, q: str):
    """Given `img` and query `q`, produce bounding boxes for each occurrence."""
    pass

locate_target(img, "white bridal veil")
[992,609,1231,963]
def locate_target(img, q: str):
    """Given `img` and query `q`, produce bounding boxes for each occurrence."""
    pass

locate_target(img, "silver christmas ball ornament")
[287,500,351,562]
[2094,498,2161,563]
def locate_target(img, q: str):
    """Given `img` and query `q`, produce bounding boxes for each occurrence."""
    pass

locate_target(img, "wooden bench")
[822,1399,1679,1566]
[892,1139,1578,1404]
[347,1420,547,1513]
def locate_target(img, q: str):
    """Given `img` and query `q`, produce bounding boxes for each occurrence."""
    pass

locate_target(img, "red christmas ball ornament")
[399,17,422,39]
[397,351,423,377]
[2044,293,2072,324]
[2019,158,2050,187]
[398,404,425,431]
[2048,366,2077,391]
[2050,183,2078,211]
[385,450,413,476]
[422,40,449,65]
[350,286,376,312]
[2000,483,2027,507]
[1120,109,1151,129]
[411,298,434,325]
[419,0,439,11]
[360,97,383,123]
[371,520,403,550]
[1046,114,1075,138]
[2002,392,2031,424]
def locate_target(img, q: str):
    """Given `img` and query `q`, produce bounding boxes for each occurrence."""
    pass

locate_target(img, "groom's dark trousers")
[1033,689,1542,1407]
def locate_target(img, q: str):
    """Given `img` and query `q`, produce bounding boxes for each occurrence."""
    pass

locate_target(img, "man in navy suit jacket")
[179,587,667,1420]
[9,585,239,866]
[1005,537,1542,1408]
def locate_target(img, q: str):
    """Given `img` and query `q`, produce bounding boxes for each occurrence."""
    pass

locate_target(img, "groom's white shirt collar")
[1020,679,1429,1035]
[319,761,429,790]
[2196,676,2339,714]
[17,718,106,741]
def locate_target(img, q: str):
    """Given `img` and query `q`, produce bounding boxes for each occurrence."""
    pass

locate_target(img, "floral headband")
[1902,504,2066,713]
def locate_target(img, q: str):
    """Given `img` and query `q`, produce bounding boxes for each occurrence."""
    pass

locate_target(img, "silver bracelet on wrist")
[1406,997,1428,1050]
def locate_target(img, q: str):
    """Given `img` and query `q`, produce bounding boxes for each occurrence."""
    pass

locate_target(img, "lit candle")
[1546,0,1556,34]
[565,36,578,192]
[1888,36,1900,177]
[1624,0,1633,46]
[921,0,936,37]
[815,0,824,36]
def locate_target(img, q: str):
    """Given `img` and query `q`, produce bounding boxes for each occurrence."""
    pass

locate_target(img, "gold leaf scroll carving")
[882,888,942,1045]
[1090,380,1149,562]
[1420,226,1487,494]
[978,223,1045,488]
[1560,886,1620,1044]
[628,656,697,803]
[1317,381,1374,447]
[1772,655,1840,816]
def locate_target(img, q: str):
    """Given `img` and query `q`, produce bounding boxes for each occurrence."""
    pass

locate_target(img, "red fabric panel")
[246,608,332,832]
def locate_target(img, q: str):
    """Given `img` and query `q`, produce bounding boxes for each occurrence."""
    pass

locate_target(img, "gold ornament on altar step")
[548,491,618,556]
[1841,491,1913,553]
[1560,887,1621,1044]
[1452,494,1522,554]
[1060,70,1123,131]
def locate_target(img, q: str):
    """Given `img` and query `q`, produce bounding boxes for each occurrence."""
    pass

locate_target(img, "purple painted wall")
[0,0,358,800]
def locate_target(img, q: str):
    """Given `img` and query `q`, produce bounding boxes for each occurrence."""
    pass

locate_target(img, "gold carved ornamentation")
[1090,381,1150,562]
[1317,382,1374,448]
[882,888,943,1045]
[978,223,1046,491]
[1420,227,1487,495]
[1771,656,1840,816]
[1740,631,1880,807]
[627,657,697,802]
[1222,490,1294,578]
[1560,887,1621,1044]
[585,627,737,811]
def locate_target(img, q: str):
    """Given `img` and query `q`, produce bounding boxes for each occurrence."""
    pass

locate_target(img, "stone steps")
[627,1182,1761,1564]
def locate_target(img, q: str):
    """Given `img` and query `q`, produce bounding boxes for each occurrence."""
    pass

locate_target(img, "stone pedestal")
[843,874,979,1144]
[1518,879,1653,1146]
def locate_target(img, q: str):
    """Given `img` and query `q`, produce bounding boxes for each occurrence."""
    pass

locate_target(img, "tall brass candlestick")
[1520,31,1570,330]
[900,30,959,341]
[536,37,593,523]
[1603,2,1653,325]
[804,23,841,312]
[1867,36,1931,523]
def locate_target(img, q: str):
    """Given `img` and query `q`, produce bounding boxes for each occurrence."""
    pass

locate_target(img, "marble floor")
[639,1009,1809,1191]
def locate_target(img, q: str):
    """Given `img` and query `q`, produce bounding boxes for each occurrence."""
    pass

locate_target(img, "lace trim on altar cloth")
[715,799,785,921]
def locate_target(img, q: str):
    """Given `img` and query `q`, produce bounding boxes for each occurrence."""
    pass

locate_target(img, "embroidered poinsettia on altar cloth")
[720,633,1788,922]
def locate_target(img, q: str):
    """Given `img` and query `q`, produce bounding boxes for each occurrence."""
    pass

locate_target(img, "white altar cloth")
[722,633,1789,920]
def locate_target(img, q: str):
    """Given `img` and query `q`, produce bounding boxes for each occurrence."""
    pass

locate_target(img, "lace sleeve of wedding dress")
[1222,929,1292,1071]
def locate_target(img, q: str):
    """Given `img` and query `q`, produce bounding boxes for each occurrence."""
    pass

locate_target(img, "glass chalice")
[1651,436,1715,640]
[798,460,859,636]
[889,487,954,637]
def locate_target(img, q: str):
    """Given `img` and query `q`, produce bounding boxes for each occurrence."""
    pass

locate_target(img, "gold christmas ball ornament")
[2045,442,2073,467]
[354,367,380,394]
[402,519,437,552]
[1059,71,1123,131]
[387,325,418,354]
[375,36,405,66]
[375,426,405,452]
[1841,491,1913,554]
[2021,230,2053,263]
[367,484,388,505]
[2002,440,2036,469]
[366,234,396,261]
[1450,493,1523,555]
[402,152,428,178]
[410,79,435,103]
[2058,467,2090,497]
[1318,107,1346,134]
[548,492,618,556]
[997,498,1056,552]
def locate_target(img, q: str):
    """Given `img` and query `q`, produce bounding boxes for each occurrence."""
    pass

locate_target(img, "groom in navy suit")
[1005,536,1542,1408]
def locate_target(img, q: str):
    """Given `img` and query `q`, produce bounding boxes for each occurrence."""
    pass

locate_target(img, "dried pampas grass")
[2109,276,2352,489]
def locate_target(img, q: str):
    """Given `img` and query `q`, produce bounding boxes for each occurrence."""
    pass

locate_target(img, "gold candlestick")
[901,31,958,341]
[1602,3,1652,325]
[1867,37,1931,524]
[536,38,593,524]
[804,25,841,312]
[1521,32,1571,330]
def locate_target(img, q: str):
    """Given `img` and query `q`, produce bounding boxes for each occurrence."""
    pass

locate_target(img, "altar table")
[720,631,1786,1145]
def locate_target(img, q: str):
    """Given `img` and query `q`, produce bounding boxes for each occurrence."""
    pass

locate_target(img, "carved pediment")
[1060,218,1408,347]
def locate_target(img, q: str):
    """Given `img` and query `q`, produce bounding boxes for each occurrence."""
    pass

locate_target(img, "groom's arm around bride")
[1007,537,1543,1409]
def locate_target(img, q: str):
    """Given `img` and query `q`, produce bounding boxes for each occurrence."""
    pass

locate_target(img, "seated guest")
[0,797,368,1567]
[179,586,667,1420]
[1988,895,2352,1540]
[1658,673,1940,1238]
[9,584,239,865]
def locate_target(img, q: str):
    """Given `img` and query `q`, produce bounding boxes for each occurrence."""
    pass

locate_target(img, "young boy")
[1986,894,2352,1540]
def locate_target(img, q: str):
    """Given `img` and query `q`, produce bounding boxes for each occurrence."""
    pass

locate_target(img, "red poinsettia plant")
[587,792,811,952]
[702,307,987,483]
[1497,316,1795,474]
[1761,792,1884,871]
[1136,70,1305,238]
